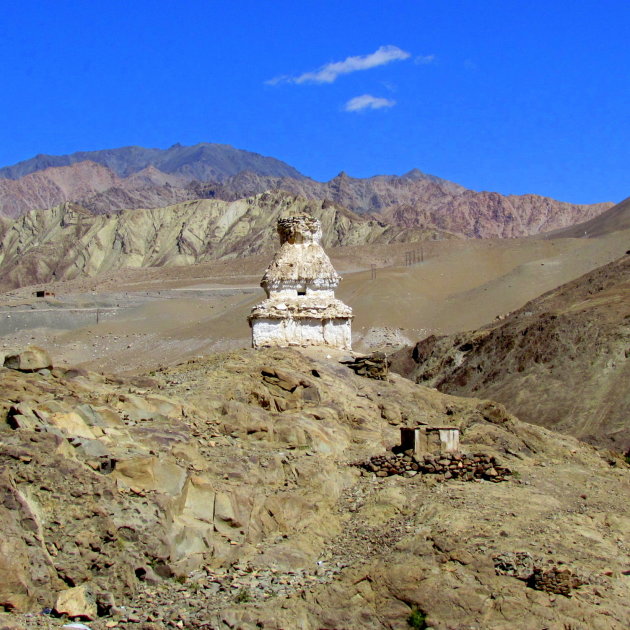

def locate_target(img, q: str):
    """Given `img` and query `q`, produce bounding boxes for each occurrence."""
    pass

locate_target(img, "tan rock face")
[0,538,33,612]
[54,585,97,620]
[0,346,628,629]
[3,346,52,372]
[0,193,442,289]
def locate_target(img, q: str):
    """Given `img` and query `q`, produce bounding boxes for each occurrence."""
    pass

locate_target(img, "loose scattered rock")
[528,566,583,596]
[340,352,390,380]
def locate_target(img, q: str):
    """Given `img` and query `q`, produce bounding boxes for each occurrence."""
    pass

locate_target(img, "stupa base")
[251,316,351,350]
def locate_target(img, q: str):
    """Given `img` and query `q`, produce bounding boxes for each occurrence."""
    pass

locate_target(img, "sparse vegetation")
[408,607,427,629]
[235,588,251,603]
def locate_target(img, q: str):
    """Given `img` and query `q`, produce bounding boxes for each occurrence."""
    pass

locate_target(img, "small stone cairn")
[493,552,583,596]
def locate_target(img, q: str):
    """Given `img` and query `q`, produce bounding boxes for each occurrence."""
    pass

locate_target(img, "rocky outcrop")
[3,346,52,372]
[391,254,630,450]
[0,346,628,629]
[340,353,390,379]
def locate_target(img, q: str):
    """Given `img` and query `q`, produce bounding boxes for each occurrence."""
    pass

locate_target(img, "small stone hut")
[249,214,353,349]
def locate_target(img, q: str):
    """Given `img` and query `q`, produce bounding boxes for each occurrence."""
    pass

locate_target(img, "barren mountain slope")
[0,162,200,218]
[140,169,616,238]
[391,255,630,451]
[0,142,306,181]
[0,162,120,218]
[0,192,451,289]
[545,195,630,239]
[0,346,628,630]
[1,154,613,238]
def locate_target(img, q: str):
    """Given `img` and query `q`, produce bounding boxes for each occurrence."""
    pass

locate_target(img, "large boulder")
[0,538,33,612]
[54,585,97,621]
[3,347,52,372]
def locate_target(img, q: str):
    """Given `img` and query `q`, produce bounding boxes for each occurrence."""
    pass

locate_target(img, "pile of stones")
[357,450,512,481]
[341,352,389,380]
[494,552,583,596]
[528,567,583,596]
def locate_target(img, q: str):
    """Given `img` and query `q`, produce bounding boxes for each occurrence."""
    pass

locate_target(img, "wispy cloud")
[414,54,436,65]
[267,45,410,85]
[344,94,396,112]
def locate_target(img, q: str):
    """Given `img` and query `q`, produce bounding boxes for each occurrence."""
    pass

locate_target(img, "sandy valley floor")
[1,227,628,374]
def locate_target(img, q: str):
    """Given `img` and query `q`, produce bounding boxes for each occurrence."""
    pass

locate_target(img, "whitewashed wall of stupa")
[267,287,336,299]
[252,317,351,350]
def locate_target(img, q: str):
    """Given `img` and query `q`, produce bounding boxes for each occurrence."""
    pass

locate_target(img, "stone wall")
[357,450,512,482]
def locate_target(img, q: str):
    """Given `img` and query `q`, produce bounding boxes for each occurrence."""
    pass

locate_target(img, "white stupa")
[249,214,353,349]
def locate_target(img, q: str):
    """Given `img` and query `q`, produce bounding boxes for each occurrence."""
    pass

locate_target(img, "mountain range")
[0,143,614,239]
[0,192,451,289]
[0,142,306,181]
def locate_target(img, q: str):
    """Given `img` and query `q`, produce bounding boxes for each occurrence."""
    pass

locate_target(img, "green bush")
[408,607,427,629]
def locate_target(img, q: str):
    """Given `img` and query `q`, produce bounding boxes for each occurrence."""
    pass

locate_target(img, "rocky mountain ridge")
[0,142,305,182]
[545,195,630,239]
[201,169,613,238]
[0,149,614,239]
[0,192,450,289]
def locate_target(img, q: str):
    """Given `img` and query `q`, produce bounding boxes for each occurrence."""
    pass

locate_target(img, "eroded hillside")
[0,346,628,630]
[392,255,630,451]
[0,192,451,289]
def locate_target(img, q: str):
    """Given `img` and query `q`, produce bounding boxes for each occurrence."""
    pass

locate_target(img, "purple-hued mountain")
[0,142,306,182]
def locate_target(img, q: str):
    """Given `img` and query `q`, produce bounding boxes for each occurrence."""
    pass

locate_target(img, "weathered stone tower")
[249,214,353,349]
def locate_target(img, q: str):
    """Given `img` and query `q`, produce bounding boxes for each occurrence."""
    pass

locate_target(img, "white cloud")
[267,45,410,85]
[265,75,290,86]
[414,54,436,65]
[344,94,396,112]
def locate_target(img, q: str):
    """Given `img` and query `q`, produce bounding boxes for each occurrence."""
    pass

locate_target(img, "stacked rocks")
[358,450,512,482]
[528,567,583,596]
[341,353,389,380]
[493,553,583,597]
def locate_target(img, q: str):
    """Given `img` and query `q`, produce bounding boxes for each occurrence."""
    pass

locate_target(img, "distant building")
[34,290,55,298]
[249,214,352,349]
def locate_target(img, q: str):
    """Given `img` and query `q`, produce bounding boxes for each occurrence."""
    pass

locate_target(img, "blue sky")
[1,0,628,203]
